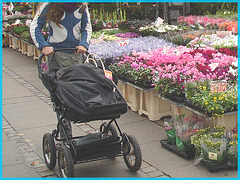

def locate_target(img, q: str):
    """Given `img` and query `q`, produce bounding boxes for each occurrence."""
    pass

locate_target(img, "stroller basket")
[74,133,121,161]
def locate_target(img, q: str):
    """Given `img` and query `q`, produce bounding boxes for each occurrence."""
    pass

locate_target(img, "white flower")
[209,63,219,71]
[14,19,21,25]
[228,66,237,76]
[232,60,238,67]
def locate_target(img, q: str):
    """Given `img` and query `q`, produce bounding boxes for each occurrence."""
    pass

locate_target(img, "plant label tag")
[116,38,129,47]
[208,152,218,160]
[154,17,164,26]
[104,70,113,81]
[210,80,227,93]
[15,11,21,16]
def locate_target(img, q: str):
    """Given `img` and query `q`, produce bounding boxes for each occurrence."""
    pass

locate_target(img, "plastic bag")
[177,115,203,153]
[164,117,176,145]
[200,138,227,165]
[226,132,238,167]
[227,144,238,167]
[176,135,186,151]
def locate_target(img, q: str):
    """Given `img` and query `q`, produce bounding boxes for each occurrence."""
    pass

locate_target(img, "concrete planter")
[124,84,141,112]
[172,103,237,130]
[9,35,19,50]
[139,89,173,121]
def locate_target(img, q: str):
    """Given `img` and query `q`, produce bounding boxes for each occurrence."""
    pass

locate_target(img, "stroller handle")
[37,48,89,78]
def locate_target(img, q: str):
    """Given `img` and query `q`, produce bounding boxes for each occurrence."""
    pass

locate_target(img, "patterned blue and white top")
[30,3,92,52]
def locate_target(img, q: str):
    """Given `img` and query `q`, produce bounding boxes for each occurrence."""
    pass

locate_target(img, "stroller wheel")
[42,133,56,170]
[58,144,74,177]
[123,135,142,172]
[100,122,118,137]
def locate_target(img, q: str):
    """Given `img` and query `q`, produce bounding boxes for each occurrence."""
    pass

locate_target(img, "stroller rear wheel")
[42,133,56,170]
[58,144,74,177]
[123,135,142,172]
[100,122,118,137]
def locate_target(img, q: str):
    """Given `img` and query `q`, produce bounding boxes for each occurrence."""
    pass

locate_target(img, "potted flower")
[200,138,227,165]
[164,117,176,145]
[186,83,238,119]
[191,125,227,165]
[174,114,204,153]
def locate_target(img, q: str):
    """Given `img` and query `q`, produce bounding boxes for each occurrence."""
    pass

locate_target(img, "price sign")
[210,80,227,93]
[104,70,113,81]
[115,38,129,47]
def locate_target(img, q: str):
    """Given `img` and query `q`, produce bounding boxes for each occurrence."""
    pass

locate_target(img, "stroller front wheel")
[42,133,56,170]
[58,144,74,177]
[123,135,142,172]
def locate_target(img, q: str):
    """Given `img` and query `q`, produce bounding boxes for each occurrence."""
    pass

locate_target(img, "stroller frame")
[38,49,142,177]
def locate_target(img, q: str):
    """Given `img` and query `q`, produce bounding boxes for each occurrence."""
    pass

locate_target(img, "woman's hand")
[42,46,54,56]
[76,45,87,54]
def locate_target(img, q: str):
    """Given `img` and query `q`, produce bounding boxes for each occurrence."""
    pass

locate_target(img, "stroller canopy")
[52,63,127,121]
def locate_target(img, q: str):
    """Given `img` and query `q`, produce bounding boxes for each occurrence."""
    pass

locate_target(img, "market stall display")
[2,2,238,173]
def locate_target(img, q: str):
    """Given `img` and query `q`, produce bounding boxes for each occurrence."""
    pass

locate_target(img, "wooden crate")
[2,31,9,47]
[124,84,140,112]
[139,90,173,121]
[117,80,126,96]
[9,35,19,50]
[33,46,47,61]
[18,39,24,53]
[24,42,34,57]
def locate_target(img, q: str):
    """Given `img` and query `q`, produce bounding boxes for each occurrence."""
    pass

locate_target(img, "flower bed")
[89,36,174,61]
[185,82,238,119]
[187,34,238,50]
[178,15,227,30]
[108,45,237,117]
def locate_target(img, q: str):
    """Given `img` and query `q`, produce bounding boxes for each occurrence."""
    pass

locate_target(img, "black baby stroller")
[37,49,142,177]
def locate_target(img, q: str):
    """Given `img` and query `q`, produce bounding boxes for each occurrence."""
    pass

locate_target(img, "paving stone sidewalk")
[2,47,237,178]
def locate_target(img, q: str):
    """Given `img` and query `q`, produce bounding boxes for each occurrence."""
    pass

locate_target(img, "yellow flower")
[205,102,208,105]
[225,98,228,101]
[211,107,214,110]
[221,115,224,117]
[203,86,206,91]
[222,111,224,113]
[214,97,217,100]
